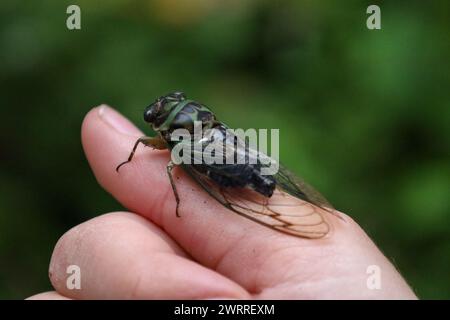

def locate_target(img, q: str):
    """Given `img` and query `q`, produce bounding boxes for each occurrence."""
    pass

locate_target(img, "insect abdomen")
[194,163,276,197]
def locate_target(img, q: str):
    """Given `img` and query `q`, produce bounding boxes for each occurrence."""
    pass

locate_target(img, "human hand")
[28,105,417,300]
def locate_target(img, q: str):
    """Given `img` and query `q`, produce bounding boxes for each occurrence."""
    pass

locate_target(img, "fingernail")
[97,105,141,136]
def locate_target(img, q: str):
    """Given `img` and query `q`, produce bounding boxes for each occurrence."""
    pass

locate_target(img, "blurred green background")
[0,0,449,299]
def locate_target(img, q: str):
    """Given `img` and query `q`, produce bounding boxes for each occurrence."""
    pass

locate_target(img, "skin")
[28,105,417,300]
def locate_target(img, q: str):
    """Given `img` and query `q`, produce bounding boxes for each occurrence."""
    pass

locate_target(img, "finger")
[48,212,249,299]
[26,291,71,300]
[82,106,338,273]
[82,105,418,300]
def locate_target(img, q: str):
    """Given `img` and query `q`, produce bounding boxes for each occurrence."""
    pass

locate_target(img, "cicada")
[116,92,336,238]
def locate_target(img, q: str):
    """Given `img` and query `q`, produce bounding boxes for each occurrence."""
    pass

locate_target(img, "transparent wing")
[274,164,334,211]
[173,126,334,238]
[181,164,331,239]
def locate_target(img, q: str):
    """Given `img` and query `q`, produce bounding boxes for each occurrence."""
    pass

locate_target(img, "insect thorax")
[156,100,217,134]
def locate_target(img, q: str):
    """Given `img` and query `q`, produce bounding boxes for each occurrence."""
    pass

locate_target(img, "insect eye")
[143,105,157,123]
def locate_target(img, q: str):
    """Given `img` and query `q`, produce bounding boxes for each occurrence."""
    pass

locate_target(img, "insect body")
[116,92,335,238]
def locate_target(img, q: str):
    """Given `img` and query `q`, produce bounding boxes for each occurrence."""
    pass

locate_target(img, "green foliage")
[0,0,449,299]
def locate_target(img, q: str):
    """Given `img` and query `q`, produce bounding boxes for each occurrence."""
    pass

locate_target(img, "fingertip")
[82,105,142,142]
[81,105,149,195]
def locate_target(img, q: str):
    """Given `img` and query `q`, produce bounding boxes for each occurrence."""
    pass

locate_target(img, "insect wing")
[274,164,334,211]
[175,126,332,238]
[181,163,331,239]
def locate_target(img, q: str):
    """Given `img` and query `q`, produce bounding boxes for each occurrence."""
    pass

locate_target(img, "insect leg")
[116,136,166,172]
[166,160,181,217]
